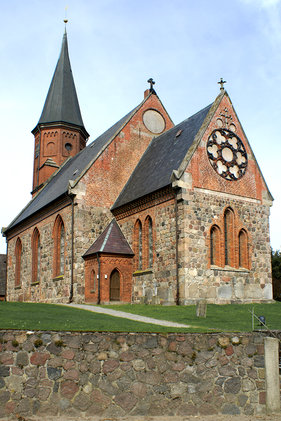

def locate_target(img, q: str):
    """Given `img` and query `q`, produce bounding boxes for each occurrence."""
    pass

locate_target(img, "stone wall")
[177,187,272,304]
[1,330,279,419]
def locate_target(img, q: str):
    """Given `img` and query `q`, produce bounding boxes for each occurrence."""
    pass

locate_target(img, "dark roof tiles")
[33,31,87,135]
[83,219,134,257]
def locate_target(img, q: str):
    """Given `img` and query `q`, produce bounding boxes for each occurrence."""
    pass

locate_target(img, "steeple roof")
[33,30,88,136]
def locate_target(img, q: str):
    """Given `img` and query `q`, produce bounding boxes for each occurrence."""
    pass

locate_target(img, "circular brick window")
[207,129,248,181]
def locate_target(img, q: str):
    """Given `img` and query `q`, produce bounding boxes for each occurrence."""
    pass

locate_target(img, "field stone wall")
[0,330,279,419]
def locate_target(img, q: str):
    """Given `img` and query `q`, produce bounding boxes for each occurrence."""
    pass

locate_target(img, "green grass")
[0,301,280,333]
[0,302,194,333]
[101,302,281,332]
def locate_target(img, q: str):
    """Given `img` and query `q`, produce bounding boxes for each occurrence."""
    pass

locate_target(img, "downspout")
[69,194,75,303]
[96,253,101,304]
[174,191,180,305]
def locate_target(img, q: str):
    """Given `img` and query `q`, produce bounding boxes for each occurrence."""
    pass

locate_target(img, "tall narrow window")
[15,238,22,287]
[32,228,40,283]
[224,208,234,266]
[53,215,65,277]
[210,225,220,266]
[90,269,96,292]
[133,220,142,270]
[144,216,153,268]
[239,229,248,268]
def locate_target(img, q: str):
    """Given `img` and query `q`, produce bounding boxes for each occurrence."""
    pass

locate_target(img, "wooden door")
[110,269,120,301]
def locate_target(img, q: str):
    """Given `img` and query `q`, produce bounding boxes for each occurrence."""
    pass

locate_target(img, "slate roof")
[5,100,143,232]
[32,30,88,136]
[83,219,134,257]
[112,103,213,209]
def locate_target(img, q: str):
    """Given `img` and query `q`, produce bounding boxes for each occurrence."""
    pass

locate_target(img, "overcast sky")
[1,0,280,254]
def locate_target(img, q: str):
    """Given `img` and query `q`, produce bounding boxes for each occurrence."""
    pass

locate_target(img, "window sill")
[31,281,39,286]
[133,269,153,277]
[211,265,250,273]
[53,275,64,281]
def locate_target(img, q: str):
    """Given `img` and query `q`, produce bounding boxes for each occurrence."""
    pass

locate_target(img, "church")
[2,30,273,305]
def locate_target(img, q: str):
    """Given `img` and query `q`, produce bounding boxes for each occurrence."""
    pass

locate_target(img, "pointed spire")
[34,31,88,136]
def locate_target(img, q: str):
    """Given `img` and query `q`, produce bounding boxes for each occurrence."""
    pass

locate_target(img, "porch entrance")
[110,269,120,301]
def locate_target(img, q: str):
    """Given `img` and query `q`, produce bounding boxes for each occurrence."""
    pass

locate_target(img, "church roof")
[32,31,88,137]
[5,98,145,232]
[83,219,134,257]
[112,103,213,209]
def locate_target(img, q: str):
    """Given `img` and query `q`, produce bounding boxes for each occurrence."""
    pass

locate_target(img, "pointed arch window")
[144,216,153,269]
[134,220,142,270]
[210,225,220,266]
[32,228,40,283]
[239,229,249,269]
[53,215,65,277]
[15,238,22,287]
[224,208,234,266]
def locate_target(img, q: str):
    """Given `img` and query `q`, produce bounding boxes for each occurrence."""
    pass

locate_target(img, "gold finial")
[64,6,68,26]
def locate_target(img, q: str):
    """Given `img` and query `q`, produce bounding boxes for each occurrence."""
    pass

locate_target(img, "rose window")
[207,129,248,181]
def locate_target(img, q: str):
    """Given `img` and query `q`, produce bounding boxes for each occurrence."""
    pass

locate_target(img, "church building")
[2,30,273,304]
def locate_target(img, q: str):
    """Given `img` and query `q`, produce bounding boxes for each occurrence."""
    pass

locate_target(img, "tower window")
[65,143,73,152]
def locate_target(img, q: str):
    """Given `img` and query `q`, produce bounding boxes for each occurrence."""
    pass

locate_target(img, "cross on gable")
[147,78,156,93]
[218,78,226,91]
[220,108,233,129]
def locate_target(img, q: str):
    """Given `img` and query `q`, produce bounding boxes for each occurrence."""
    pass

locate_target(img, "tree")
[271,249,281,301]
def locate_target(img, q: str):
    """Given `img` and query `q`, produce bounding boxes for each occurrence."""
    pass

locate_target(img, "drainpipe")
[96,253,101,304]
[174,191,180,305]
[69,194,75,303]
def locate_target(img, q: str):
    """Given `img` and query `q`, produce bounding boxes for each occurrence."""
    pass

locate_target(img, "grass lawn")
[0,302,194,333]
[0,301,280,333]
[101,302,281,332]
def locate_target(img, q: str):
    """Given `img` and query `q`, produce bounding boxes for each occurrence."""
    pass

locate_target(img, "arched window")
[32,228,40,283]
[210,225,220,266]
[144,216,153,269]
[90,269,96,292]
[15,238,22,287]
[53,215,65,277]
[133,220,142,270]
[224,208,234,266]
[239,229,248,268]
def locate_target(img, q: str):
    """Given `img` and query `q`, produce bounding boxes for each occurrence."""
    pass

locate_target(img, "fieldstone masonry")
[0,330,280,419]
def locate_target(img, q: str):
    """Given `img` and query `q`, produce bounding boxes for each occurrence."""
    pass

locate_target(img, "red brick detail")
[84,254,133,303]
[33,126,87,194]
[143,216,153,270]
[207,206,250,270]
[52,215,65,278]
[133,220,142,271]
[31,227,40,283]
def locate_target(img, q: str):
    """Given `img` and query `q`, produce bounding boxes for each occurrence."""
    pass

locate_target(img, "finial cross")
[218,78,226,91]
[147,78,155,92]
[220,108,233,129]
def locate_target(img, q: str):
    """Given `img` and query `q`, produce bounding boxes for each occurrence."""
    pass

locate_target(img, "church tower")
[31,29,89,195]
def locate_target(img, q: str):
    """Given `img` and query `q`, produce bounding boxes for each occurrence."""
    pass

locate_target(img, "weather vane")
[218,78,226,91]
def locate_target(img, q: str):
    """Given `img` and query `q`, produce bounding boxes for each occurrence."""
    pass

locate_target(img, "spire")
[34,31,88,136]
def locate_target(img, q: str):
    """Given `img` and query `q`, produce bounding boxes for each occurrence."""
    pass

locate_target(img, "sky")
[0,0,281,254]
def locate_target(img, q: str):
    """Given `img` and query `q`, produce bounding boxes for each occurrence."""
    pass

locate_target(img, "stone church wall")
[0,330,278,419]
[6,205,73,304]
[178,188,272,304]
[116,195,177,304]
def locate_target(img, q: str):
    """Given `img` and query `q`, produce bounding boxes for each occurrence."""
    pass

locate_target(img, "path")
[61,303,191,328]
